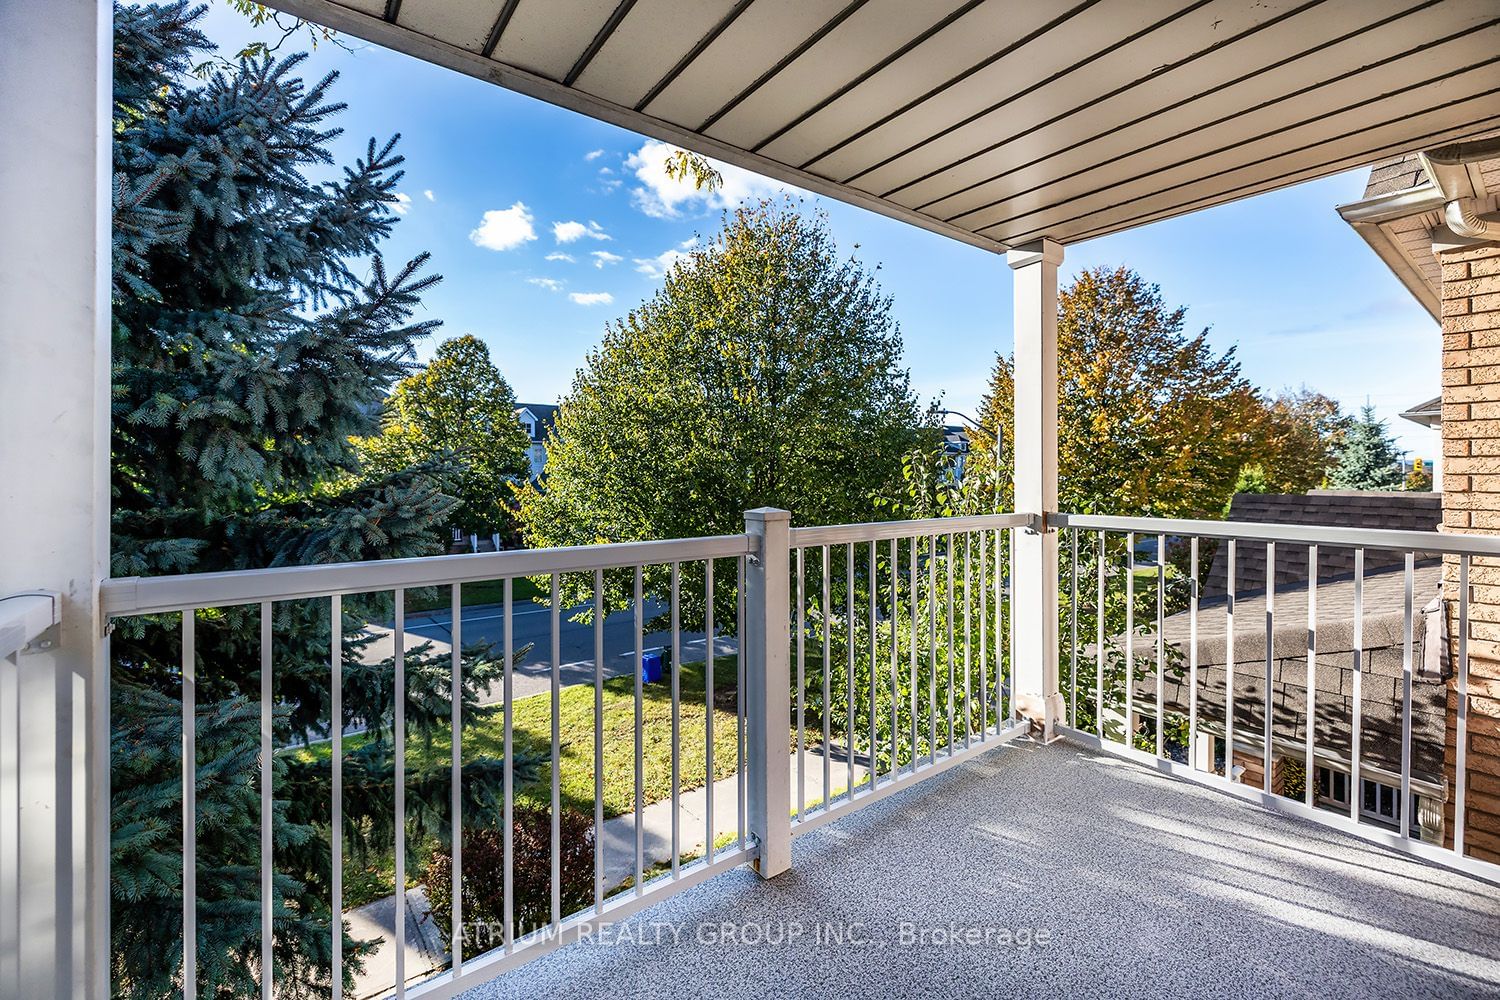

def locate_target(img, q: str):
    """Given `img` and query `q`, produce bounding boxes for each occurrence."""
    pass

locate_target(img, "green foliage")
[1405,457,1434,492]
[662,149,723,192]
[355,335,531,538]
[515,198,924,625]
[1329,404,1405,491]
[109,7,513,996]
[1223,462,1274,515]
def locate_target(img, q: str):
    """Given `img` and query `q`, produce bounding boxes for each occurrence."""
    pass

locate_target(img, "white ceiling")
[271,0,1500,253]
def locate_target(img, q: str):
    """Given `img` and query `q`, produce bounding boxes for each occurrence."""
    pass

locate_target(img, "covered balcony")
[3,2,1499,999]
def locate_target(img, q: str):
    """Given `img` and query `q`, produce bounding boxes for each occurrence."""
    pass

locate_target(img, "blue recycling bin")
[640,648,665,684]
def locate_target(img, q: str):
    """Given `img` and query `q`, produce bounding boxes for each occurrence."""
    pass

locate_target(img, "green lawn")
[295,655,744,905]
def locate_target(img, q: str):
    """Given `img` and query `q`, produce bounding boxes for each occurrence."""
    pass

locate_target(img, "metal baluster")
[890,538,899,775]
[1263,542,1275,793]
[1096,532,1105,738]
[1188,538,1198,772]
[500,581,512,949]
[704,559,715,861]
[964,532,972,748]
[1008,527,1017,725]
[552,574,563,913]
[947,532,955,752]
[671,563,681,874]
[1156,534,1165,759]
[868,542,877,783]
[737,556,746,845]
[1305,547,1317,809]
[1226,540,1236,779]
[1350,549,1363,824]
[1457,555,1471,856]
[450,584,462,973]
[633,566,644,892]
[331,596,343,1000]
[395,588,407,984]
[260,602,272,999]
[796,547,805,820]
[1125,532,1134,744]
[1070,530,1079,731]
[929,534,937,761]
[870,542,876,785]
[823,545,832,804]
[994,530,1002,733]
[909,535,918,763]
[593,570,605,911]
[181,609,196,1000]
[1400,552,1414,838]
[846,544,856,799]
[979,530,988,740]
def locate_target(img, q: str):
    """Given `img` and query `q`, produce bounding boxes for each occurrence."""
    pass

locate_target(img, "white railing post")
[743,508,792,877]
[1008,239,1066,740]
[0,1,113,997]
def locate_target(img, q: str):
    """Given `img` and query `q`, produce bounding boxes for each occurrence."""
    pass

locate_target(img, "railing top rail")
[101,532,756,617]
[1056,511,1500,557]
[790,512,1028,548]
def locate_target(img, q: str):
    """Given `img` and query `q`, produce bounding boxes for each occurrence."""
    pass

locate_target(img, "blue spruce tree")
[109,6,532,996]
[1329,404,1405,491]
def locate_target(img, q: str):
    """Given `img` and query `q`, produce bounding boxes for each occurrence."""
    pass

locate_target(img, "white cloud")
[624,139,793,219]
[633,246,692,279]
[391,192,412,215]
[585,149,606,161]
[527,277,564,291]
[591,250,624,268]
[599,166,613,175]
[553,219,611,244]
[569,291,614,306]
[545,252,576,263]
[469,202,537,251]
[422,189,436,202]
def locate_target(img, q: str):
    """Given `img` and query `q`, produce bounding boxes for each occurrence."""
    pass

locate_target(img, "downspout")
[1445,198,1500,241]
[1421,143,1500,242]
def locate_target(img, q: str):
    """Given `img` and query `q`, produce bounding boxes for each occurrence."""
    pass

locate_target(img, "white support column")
[1008,239,1065,741]
[0,2,113,997]
[743,507,791,878]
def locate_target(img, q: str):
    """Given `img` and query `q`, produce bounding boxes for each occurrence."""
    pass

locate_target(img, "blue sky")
[200,2,1441,463]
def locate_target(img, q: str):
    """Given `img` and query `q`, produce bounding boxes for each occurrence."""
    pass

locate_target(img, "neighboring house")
[1338,141,1500,860]
[514,402,558,480]
[1120,491,1449,840]
[942,424,970,481]
[1400,395,1443,492]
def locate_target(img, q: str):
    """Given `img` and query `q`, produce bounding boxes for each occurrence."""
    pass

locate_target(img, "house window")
[1358,778,1422,834]
[1314,766,1348,808]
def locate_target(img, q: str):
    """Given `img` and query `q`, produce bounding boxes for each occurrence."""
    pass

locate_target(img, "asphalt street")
[373,599,739,701]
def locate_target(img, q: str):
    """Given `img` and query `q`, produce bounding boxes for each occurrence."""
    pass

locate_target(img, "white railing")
[783,514,1032,839]
[102,531,759,1000]
[1053,511,1500,883]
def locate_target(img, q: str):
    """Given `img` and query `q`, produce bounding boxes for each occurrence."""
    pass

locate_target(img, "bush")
[424,806,595,950]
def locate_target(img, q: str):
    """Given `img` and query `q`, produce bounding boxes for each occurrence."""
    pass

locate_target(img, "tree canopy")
[355,334,531,538]
[515,199,924,551]
[1330,404,1406,490]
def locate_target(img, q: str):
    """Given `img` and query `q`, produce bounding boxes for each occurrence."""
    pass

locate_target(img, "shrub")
[423,806,595,951]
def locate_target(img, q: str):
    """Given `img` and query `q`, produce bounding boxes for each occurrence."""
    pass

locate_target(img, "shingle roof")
[1362,154,1429,199]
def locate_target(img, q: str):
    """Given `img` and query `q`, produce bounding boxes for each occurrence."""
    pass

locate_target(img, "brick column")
[1440,242,1500,862]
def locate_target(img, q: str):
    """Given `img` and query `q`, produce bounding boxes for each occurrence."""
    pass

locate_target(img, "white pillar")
[1008,239,1065,740]
[0,1,113,997]
[743,507,791,877]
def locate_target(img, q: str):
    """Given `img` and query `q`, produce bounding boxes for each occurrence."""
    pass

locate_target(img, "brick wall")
[1439,241,1500,863]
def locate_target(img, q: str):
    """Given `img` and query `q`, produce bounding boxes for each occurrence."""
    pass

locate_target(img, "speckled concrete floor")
[460,739,1500,1000]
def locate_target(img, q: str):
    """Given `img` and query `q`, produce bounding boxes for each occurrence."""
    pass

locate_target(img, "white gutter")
[1422,140,1500,242]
